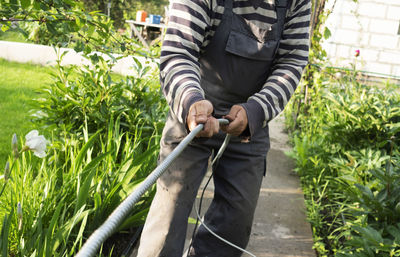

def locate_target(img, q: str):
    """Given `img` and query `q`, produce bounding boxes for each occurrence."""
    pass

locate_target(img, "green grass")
[0,30,30,43]
[0,59,52,168]
[0,58,128,169]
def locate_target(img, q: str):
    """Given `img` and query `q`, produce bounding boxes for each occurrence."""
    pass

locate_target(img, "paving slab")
[244,114,315,256]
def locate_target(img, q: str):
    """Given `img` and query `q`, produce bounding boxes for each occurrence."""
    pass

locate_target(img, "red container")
[136,10,147,22]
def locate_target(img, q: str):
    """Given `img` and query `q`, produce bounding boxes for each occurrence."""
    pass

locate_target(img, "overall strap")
[224,0,233,12]
[275,0,291,38]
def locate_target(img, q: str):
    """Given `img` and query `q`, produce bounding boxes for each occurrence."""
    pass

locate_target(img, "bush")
[1,50,168,256]
[1,0,168,255]
[33,52,167,143]
[0,117,159,256]
[285,68,400,256]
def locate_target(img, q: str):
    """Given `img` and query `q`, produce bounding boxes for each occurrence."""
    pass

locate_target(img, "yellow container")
[136,10,147,22]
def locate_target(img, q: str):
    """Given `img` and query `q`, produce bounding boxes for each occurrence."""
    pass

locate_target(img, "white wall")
[0,41,158,76]
[322,0,400,77]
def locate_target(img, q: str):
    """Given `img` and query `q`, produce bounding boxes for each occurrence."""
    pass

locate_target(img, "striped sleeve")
[160,0,211,124]
[242,0,311,136]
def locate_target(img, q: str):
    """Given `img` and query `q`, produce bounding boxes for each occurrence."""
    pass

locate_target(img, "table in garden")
[126,20,167,48]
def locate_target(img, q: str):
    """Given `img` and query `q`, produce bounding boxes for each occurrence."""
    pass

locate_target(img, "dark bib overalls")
[137,0,288,256]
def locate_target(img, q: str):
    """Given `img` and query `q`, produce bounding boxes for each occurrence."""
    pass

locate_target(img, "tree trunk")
[310,0,328,39]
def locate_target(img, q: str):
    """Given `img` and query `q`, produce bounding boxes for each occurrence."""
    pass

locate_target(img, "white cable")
[194,206,257,257]
[211,134,231,166]
[192,134,257,257]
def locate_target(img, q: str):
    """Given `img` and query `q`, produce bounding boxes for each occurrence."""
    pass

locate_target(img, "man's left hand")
[221,105,248,136]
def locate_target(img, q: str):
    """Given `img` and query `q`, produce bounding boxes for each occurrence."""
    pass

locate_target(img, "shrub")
[1,0,168,255]
[32,52,167,143]
[285,68,400,256]
[1,49,168,256]
[0,117,159,256]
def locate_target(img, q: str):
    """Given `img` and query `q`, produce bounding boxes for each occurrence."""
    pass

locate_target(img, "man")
[137,0,311,256]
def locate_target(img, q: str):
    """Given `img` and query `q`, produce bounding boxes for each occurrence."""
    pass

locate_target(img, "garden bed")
[0,56,167,256]
[285,67,400,256]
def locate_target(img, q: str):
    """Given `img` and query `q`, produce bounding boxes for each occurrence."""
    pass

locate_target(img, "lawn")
[0,29,30,43]
[0,59,52,168]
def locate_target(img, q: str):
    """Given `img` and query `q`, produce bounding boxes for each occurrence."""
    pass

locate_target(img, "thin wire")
[185,165,214,257]
[186,134,257,257]
[186,128,231,256]
[310,63,400,80]
[211,134,231,166]
[194,206,257,257]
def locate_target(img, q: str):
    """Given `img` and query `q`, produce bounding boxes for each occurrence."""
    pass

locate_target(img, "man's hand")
[187,100,219,137]
[221,105,248,136]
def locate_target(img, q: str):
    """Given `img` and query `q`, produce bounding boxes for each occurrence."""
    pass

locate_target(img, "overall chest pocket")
[221,14,280,97]
[225,14,279,61]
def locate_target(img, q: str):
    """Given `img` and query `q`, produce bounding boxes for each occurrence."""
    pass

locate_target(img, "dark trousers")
[137,113,269,257]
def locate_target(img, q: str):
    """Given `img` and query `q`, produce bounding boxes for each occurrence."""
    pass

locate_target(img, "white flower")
[17,202,22,217]
[4,161,10,181]
[12,133,18,148]
[12,133,19,158]
[24,130,48,158]
[17,202,23,230]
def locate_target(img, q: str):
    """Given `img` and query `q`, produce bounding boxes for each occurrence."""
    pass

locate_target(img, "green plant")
[0,115,160,256]
[336,159,400,257]
[285,65,400,255]
[0,28,29,42]
[32,51,167,142]
[0,0,155,56]
[1,1,168,255]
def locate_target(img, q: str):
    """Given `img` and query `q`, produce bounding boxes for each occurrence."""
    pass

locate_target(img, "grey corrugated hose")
[75,119,229,257]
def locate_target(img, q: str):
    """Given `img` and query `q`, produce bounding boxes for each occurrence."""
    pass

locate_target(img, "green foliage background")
[0,0,168,49]
[3,0,399,256]
[284,0,400,256]
[0,0,168,256]
[81,0,168,28]
[285,68,400,256]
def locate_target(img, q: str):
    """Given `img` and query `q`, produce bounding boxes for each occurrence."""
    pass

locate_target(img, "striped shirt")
[160,0,311,132]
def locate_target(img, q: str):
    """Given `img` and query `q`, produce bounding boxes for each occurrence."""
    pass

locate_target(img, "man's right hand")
[187,100,219,137]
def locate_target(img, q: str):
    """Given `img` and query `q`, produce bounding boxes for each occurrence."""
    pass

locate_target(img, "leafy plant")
[285,65,400,255]
[1,1,168,256]
[32,50,167,143]
[0,116,160,256]
[336,159,400,257]
[0,0,158,57]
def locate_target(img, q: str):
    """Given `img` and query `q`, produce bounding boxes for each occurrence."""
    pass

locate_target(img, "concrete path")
[131,115,316,257]
[243,115,315,256]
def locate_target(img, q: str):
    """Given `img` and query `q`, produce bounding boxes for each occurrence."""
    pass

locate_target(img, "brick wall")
[322,0,400,77]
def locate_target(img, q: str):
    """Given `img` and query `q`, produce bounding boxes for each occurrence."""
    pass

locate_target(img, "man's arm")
[239,0,311,137]
[160,0,211,126]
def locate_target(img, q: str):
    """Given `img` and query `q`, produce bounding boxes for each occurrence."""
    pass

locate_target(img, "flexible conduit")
[75,118,229,257]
